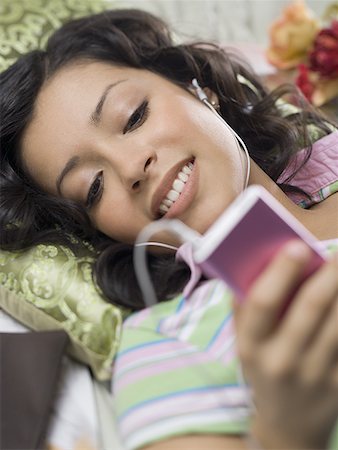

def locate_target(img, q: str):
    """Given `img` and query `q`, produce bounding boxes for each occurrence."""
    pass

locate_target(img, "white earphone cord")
[134,220,202,307]
[134,78,251,308]
[191,78,251,190]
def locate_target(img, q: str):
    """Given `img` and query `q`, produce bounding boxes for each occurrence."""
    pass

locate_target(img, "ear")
[204,87,220,109]
[188,82,220,108]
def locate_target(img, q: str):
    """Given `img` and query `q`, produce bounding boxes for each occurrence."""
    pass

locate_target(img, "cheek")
[150,96,202,146]
[94,202,147,243]
[149,112,187,149]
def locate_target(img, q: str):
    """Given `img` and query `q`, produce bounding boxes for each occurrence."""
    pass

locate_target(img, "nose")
[119,148,157,192]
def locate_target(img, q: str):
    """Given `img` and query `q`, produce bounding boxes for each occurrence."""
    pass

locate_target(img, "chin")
[193,203,230,234]
[184,216,216,236]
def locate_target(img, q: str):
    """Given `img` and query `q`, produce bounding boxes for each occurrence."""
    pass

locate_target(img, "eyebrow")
[56,155,80,195]
[90,79,127,126]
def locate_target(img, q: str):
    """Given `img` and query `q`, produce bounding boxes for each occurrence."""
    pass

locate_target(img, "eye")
[86,171,104,209]
[123,100,149,134]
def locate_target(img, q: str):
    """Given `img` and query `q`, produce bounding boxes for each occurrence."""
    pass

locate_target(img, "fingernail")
[285,240,310,259]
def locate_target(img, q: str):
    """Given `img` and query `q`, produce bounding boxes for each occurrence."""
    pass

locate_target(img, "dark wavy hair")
[0,9,334,310]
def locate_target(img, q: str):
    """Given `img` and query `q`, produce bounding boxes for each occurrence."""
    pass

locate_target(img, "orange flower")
[266,0,320,69]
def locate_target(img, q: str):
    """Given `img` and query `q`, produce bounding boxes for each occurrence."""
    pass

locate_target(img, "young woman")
[1,9,337,450]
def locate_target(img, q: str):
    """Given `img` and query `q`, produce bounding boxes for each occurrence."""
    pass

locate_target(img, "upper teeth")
[159,161,193,215]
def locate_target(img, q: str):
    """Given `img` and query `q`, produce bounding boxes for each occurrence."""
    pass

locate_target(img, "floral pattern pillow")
[0,0,111,72]
[0,244,124,380]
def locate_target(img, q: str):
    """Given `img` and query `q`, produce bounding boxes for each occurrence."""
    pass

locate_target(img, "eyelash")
[86,171,104,209]
[86,100,149,209]
[123,99,149,134]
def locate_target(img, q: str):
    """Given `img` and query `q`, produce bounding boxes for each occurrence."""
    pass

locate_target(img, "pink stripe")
[117,340,192,368]
[220,346,237,365]
[159,283,215,334]
[119,386,247,435]
[115,352,211,391]
[125,307,152,327]
[158,297,195,334]
[208,317,234,356]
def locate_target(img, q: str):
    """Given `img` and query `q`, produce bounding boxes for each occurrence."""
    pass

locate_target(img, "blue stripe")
[117,338,177,357]
[175,295,186,312]
[207,311,233,349]
[118,383,243,420]
[156,295,186,332]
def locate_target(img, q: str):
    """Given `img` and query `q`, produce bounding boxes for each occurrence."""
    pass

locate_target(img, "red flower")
[296,64,315,101]
[309,20,338,78]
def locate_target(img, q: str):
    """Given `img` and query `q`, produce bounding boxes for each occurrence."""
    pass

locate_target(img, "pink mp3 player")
[193,185,325,302]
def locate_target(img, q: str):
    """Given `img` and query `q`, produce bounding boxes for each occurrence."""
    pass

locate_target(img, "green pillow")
[0,244,124,380]
[0,0,112,72]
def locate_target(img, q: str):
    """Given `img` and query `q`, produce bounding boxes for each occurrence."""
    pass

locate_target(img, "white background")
[117,0,332,44]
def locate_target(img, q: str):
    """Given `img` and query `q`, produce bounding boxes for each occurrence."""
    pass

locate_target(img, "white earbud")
[191,78,209,102]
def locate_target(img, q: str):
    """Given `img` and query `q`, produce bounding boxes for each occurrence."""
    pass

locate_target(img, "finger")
[277,256,338,355]
[301,300,338,383]
[239,240,314,342]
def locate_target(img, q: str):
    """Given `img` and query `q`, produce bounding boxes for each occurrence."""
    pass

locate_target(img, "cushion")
[0,0,111,72]
[0,244,123,380]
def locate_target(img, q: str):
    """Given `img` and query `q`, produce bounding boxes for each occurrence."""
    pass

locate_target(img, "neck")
[249,161,338,241]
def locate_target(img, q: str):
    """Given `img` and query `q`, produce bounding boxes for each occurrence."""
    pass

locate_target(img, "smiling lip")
[151,158,198,219]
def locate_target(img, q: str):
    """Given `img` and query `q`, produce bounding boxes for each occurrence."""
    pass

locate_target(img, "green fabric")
[0,0,111,72]
[275,99,337,142]
[0,244,123,380]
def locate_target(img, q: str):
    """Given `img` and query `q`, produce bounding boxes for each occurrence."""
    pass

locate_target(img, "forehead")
[41,61,179,100]
[35,62,158,114]
[48,62,153,90]
[24,61,179,141]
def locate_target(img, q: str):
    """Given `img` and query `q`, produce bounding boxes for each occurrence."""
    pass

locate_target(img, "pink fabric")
[176,242,203,297]
[277,131,338,202]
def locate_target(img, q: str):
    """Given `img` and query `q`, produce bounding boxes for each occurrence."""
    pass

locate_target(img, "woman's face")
[22,61,246,244]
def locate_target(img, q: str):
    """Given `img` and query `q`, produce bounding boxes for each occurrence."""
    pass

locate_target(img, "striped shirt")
[114,281,250,449]
[113,130,338,449]
[113,240,338,450]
